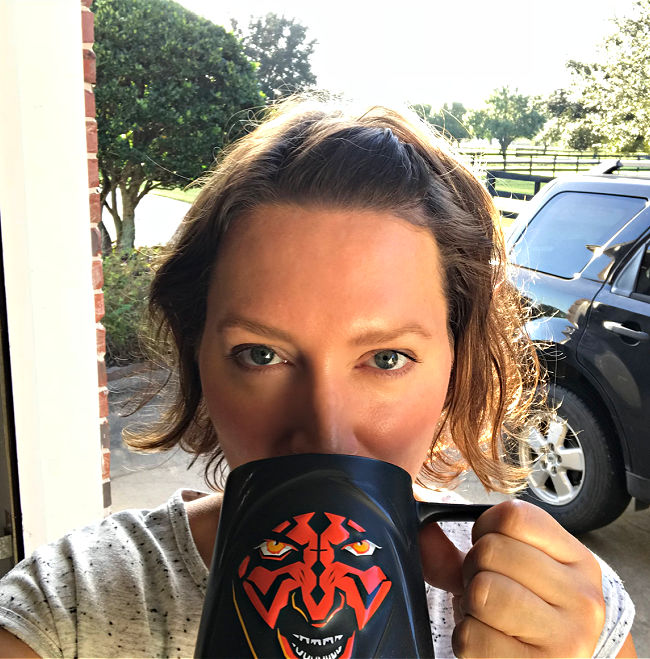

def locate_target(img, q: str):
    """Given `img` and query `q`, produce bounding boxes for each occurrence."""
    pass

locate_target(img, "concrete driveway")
[108,369,205,511]
[109,370,649,654]
[101,191,189,248]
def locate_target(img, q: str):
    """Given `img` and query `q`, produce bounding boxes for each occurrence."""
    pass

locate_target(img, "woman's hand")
[420,499,608,658]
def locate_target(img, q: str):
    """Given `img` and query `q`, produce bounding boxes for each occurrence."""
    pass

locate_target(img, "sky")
[176,0,637,110]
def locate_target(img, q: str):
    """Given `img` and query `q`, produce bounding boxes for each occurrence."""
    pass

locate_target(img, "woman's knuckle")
[466,570,493,613]
[583,586,606,631]
[472,534,498,570]
[561,587,604,655]
[498,498,533,533]
[580,551,604,584]
[566,633,596,659]
[451,617,474,657]
[560,636,586,658]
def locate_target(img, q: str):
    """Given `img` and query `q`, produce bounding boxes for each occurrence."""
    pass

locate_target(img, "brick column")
[81,0,111,514]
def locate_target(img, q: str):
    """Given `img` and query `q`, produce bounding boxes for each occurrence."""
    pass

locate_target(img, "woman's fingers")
[452,615,538,659]
[472,500,596,570]
[458,500,606,658]
[421,501,607,657]
[462,530,593,608]
[459,570,557,644]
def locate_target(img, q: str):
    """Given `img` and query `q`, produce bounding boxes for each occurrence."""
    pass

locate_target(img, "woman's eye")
[257,540,296,558]
[232,344,286,367]
[342,539,381,556]
[370,350,413,371]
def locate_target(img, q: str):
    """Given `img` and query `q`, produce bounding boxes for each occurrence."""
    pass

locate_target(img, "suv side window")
[510,191,646,278]
[634,246,650,297]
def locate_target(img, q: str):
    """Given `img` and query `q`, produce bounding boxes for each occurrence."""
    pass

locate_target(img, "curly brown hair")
[125,96,539,492]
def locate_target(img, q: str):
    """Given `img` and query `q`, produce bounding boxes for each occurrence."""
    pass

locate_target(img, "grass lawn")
[494,178,535,197]
[493,178,547,197]
[153,186,201,204]
[490,174,561,198]
[499,214,518,232]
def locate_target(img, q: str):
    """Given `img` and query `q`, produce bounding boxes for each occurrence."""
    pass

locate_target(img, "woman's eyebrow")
[218,316,294,343]
[349,325,432,346]
[218,315,432,345]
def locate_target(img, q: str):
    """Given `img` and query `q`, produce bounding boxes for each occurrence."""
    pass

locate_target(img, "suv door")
[578,240,650,502]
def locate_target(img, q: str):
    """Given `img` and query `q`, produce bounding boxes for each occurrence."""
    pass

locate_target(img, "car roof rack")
[589,158,650,175]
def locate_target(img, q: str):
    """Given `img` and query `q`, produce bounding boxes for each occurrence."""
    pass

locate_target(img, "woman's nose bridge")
[294,365,355,450]
[310,368,347,437]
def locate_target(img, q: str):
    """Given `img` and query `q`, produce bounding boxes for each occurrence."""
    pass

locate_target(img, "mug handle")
[416,501,491,526]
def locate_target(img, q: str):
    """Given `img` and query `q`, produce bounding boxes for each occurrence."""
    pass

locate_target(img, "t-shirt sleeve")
[0,497,209,659]
[592,554,635,658]
[0,542,75,658]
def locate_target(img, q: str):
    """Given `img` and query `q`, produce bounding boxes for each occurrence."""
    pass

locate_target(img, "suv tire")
[518,384,630,535]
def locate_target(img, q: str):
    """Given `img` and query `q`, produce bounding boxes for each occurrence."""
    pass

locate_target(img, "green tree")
[233,13,317,101]
[563,1,650,152]
[468,87,546,162]
[567,125,603,152]
[536,89,603,152]
[545,89,587,121]
[413,102,469,143]
[95,0,262,253]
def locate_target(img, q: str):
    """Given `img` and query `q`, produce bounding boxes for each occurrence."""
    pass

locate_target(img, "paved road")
[109,372,650,654]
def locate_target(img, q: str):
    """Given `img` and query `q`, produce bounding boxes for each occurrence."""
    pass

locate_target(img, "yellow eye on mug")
[257,540,296,558]
[343,539,381,556]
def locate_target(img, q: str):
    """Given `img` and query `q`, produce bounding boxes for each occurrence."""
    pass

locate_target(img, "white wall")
[0,0,104,554]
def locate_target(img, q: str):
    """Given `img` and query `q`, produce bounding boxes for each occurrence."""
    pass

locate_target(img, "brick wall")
[81,0,111,514]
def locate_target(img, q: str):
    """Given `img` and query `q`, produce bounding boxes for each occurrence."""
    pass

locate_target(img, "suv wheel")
[518,384,630,535]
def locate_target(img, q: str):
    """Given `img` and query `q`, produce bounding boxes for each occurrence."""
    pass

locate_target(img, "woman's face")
[198,204,454,480]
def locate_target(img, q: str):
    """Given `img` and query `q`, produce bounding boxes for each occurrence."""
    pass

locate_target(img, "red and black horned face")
[233,511,392,659]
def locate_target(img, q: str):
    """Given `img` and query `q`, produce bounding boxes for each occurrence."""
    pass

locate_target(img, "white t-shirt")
[0,489,635,658]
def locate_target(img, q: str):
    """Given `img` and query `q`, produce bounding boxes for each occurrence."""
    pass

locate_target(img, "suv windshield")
[510,191,646,278]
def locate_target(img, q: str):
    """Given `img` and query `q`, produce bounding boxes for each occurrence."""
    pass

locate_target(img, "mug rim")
[228,452,412,480]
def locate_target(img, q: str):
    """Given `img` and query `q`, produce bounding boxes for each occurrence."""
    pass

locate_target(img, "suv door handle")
[603,321,650,341]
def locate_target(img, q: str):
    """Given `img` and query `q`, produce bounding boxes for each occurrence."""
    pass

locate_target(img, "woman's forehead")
[207,204,449,335]
[218,203,440,272]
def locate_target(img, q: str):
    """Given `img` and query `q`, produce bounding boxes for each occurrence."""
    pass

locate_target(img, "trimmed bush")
[102,248,157,365]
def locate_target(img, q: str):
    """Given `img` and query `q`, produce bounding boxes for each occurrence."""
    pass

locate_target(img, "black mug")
[195,454,489,658]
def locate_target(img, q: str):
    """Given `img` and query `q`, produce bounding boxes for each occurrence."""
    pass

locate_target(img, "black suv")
[506,160,650,535]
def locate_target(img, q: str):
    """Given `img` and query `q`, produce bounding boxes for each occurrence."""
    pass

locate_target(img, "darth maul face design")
[234,511,392,659]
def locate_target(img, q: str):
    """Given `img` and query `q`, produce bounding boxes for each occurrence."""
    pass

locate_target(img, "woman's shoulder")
[53,488,211,590]
[34,488,208,572]
[0,489,211,658]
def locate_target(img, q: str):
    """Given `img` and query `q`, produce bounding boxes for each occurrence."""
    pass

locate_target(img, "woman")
[0,97,635,657]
